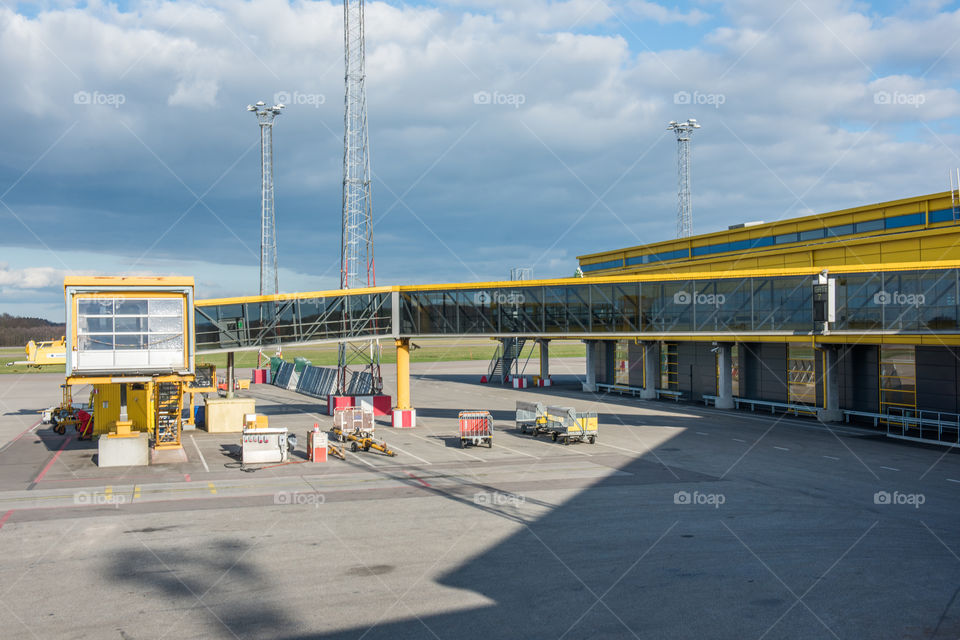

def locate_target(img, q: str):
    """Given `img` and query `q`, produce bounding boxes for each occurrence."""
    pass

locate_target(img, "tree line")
[0,314,65,347]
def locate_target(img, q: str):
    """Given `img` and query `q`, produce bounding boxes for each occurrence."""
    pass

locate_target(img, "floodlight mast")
[249,101,284,296]
[338,0,382,395]
[667,118,700,239]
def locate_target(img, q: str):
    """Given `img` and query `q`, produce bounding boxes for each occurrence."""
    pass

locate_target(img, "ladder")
[487,338,527,383]
[155,381,183,449]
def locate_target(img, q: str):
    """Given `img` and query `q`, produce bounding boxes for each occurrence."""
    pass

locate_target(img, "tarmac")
[0,358,958,639]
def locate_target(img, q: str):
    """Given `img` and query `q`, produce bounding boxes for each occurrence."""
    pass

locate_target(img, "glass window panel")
[116,299,149,315]
[116,316,148,333]
[79,299,112,315]
[149,334,183,351]
[80,335,113,350]
[79,316,113,334]
[149,299,182,316]
[826,224,853,238]
[774,232,798,244]
[150,315,183,333]
[799,228,825,241]
[855,219,883,233]
[115,334,146,349]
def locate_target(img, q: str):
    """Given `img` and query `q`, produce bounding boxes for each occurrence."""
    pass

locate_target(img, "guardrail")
[656,389,684,402]
[733,397,817,416]
[885,407,960,447]
[595,383,644,397]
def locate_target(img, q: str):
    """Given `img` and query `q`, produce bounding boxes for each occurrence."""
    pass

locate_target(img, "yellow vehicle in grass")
[5,337,66,368]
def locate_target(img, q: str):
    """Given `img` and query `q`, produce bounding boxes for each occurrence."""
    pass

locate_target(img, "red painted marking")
[0,510,13,530]
[405,471,432,488]
[0,419,42,453]
[184,474,191,482]
[32,436,72,484]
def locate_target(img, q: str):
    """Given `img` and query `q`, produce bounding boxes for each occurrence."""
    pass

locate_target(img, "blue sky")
[1,0,959,320]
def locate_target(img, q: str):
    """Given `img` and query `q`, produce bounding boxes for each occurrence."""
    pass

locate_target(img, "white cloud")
[627,1,709,26]
[0,263,68,289]
[1,0,960,322]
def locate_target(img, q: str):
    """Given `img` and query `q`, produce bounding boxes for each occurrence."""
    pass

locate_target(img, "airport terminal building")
[574,191,960,438]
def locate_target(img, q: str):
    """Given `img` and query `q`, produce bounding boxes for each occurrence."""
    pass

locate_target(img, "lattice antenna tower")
[667,118,700,238]
[338,0,381,394]
[248,100,284,295]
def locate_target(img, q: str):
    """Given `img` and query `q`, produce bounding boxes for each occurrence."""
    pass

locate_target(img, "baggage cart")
[459,410,493,448]
[515,401,548,436]
[545,406,598,445]
[333,406,374,442]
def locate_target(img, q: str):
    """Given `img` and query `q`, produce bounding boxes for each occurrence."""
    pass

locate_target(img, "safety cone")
[480,375,488,383]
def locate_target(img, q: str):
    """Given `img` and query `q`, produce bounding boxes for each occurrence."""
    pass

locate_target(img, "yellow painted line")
[133,485,141,500]
[208,482,217,495]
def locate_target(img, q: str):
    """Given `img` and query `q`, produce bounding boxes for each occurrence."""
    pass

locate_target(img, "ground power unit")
[241,428,289,464]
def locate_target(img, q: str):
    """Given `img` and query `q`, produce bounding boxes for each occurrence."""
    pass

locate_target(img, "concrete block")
[98,432,149,467]
[392,408,416,428]
[204,397,256,433]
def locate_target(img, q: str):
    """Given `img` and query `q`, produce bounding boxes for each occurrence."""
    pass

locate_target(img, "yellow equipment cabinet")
[63,277,195,450]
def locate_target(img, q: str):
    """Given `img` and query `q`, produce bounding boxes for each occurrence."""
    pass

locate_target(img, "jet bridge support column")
[538,339,551,386]
[817,345,842,423]
[641,341,658,400]
[583,340,597,392]
[716,343,734,409]
[392,338,416,428]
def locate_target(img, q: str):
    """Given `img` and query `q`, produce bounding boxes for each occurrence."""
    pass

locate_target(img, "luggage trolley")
[333,406,374,442]
[515,401,548,436]
[545,406,599,445]
[459,411,493,448]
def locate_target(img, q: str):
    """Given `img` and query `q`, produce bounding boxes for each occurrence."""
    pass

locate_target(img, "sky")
[1,0,959,321]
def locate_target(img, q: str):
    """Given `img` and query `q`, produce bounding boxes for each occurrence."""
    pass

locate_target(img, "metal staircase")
[155,381,183,449]
[487,338,527,384]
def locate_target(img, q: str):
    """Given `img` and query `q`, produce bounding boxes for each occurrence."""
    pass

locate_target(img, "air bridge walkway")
[195,261,960,352]
[193,261,960,435]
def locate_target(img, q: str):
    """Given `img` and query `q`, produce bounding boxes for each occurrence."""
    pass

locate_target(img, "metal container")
[459,410,493,448]
[515,400,548,435]
[545,406,599,445]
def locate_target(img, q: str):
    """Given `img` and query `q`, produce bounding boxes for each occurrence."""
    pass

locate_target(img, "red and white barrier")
[392,408,416,428]
[512,377,529,389]
[308,427,328,462]
[539,377,552,387]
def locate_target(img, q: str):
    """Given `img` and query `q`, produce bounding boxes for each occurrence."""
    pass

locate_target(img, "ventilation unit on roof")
[728,221,765,230]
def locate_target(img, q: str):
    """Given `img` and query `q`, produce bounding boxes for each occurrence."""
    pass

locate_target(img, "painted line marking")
[696,431,709,436]
[403,432,486,462]
[0,510,13,530]
[349,453,378,469]
[733,438,747,443]
[947,478,960,484]
[823,455,840,461]
[0,419,42,454]
[207,482,217,495]
[773,446,790,451]
[189,435,210,472]
[184,474,191,482]
[387,444,432,466]
[489,442,539,459]
[405,471,432,488]
[596,442,645,455]
[133,485,141,500]
[31,436,72,485]
[880,466,900,472]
